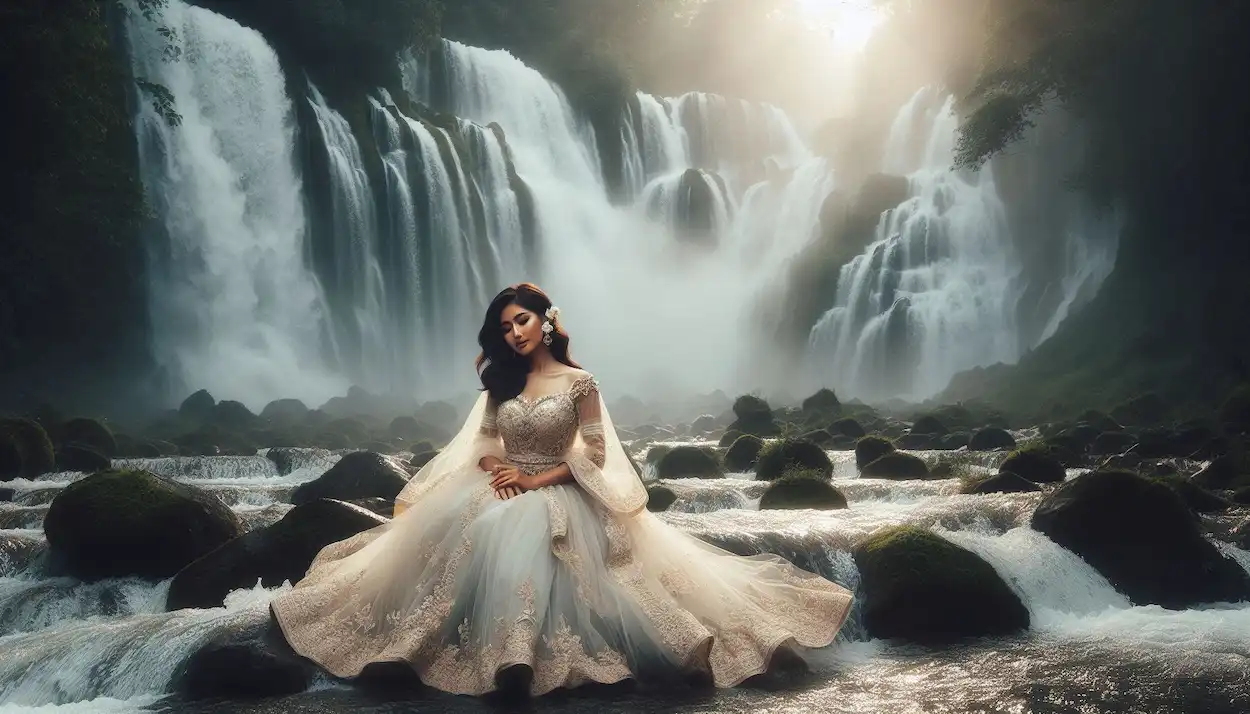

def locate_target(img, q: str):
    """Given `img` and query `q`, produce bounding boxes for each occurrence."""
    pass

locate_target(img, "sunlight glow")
[795,0,888,50]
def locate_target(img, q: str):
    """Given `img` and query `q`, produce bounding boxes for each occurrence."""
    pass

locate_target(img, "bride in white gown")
[271,283,853,697]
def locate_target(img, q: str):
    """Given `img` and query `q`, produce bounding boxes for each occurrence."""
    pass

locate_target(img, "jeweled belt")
[507,452,563,473]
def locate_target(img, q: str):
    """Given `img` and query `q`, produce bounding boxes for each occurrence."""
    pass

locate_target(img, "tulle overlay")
[271,374,853,696]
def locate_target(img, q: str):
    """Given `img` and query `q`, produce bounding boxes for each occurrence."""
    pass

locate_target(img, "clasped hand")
[489,463,535,500]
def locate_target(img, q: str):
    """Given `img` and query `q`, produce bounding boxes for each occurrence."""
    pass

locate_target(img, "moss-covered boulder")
[727,395,780,437]
[44,469,244,581]
[655,446,723,479]
[1149,475,1231,513]
[166,499,386,610]
[174,619,317,700]
[291,451,410,505]
[854,435,896,470]
[756,439,833,481]
[646,485,678,512]
[55,444,110,473]
[724,434,764,472]
[0,418,55,479]
[1031,469,1250,608]
[53,417,117,456]
[962,471,1042,495]
[830,418,867,439]
[853,526,1029,643]
[969,427,1016,451]
[759,471,847,510]
[718,429,744,447]
[1000,446,1066,483]
[862,451,930,480]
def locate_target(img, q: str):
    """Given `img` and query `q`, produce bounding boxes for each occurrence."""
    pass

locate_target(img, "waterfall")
[806,87,1118,401]
[130,11,1117,408]
[302,85,390,390]
[127,0,344,409]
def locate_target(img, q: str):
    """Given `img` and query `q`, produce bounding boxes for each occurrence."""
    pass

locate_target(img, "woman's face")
[500,303,544,356]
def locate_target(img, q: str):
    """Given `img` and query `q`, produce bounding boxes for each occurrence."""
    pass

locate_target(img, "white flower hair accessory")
[542,305,560,344]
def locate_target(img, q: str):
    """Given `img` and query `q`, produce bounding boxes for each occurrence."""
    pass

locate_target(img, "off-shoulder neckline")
[511,373,596,406]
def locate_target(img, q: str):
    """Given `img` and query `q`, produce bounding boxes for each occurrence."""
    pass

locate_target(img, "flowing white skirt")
[271,465,853,696]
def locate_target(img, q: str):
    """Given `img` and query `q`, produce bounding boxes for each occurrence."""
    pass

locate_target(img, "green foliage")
[0,0,153,403]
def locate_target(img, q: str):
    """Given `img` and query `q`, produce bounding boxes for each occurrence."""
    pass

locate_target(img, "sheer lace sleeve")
[394,393,506,516]
[571,376,605,468]
[479,395,500,439]
[563,374,647,515]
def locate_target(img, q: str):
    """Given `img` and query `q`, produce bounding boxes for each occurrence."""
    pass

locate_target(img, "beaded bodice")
[479,375,603,474]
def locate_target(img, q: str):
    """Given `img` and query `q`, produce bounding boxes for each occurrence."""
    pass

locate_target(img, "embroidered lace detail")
[478,397,500,438]
[271,368,854,697]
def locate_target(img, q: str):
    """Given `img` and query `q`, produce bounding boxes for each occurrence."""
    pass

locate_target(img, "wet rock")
[965,427,1015,450]
[54,444,110,473]
[646,485,677,512]
[855,435,895,470]
[1031,469,1250,608]
[759,473,847,510]
[45,469,243,581]
[802,429,835,447]
[756,439,833,481]
[854,525,1029,643]
[167,499,386,610]
[727,395,780,437]
[179,389,216,422]
[861,452,930,480]
[175,619,316,700]
[829,417,867,439]
[290,451,410,505]
[1189,455,1240,490]
[52,417,117,456]
[963,471,1042,495]
[0,418,55,480]
[655,446,723,479]
[260,398,310,425]
[1149,475,1231,513]
[409,450,439,469]
[910,415,948,436]
[724,434,764,472]
[1090,430,1137,456]
[999,447,1066,483]
[800,388,841,415]
[691,414,718,433]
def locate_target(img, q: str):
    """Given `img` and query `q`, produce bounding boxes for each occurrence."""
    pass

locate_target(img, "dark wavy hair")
[476,283,580,402]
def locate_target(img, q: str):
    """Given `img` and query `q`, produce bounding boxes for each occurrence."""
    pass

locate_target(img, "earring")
[541,317,554,345]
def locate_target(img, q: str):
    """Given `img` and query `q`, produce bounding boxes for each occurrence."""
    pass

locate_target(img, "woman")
[271,283,853,697]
